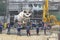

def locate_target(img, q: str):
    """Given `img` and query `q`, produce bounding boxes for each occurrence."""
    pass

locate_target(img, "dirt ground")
[0,33,58,40]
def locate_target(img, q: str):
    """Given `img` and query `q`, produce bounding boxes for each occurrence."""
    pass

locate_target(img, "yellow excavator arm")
[43,0,49,22]
[42,0,60,25]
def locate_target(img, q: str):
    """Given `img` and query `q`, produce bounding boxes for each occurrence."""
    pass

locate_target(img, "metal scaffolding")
[5,0,60,23]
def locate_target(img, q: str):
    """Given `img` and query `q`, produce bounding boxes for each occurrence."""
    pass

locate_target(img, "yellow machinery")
[50,15,60,25]
[42,0,60,25]
[43,0,49,22]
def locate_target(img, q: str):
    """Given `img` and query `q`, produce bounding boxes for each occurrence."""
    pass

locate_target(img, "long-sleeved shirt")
[0,24,3,29]
[26,26,30,30]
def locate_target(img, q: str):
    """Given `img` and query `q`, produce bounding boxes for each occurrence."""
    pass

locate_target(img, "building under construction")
[0,0,60,23]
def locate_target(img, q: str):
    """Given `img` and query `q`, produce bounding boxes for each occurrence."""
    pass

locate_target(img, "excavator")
[42,0,60,26]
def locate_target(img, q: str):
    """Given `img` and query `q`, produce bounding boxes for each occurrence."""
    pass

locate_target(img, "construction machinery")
[43,0,49,22]
[42,0,60,25]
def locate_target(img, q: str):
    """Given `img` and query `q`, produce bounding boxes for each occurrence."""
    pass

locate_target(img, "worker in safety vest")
[3,23,7,29]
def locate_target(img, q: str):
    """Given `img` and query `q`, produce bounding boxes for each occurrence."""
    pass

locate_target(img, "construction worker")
[17,22,22,35]
[43,22,47,35]
[36,24,39,35]
[7,23,10,34]
[0,22,3,34]
[26,22,31,36]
